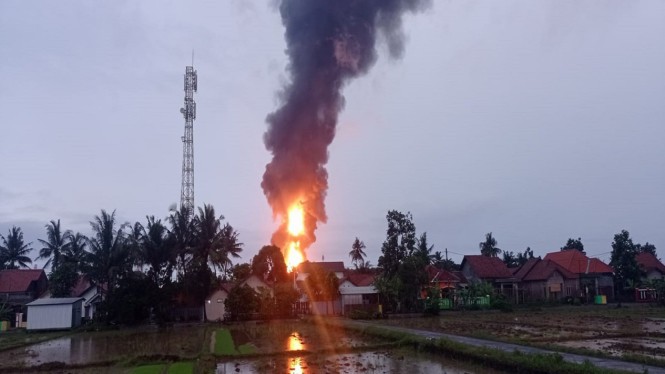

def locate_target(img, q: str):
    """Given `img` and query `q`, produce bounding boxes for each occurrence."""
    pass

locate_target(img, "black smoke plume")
[262,0,430,253]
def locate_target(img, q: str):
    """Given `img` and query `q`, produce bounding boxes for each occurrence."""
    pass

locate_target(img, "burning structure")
[261,0,430,271]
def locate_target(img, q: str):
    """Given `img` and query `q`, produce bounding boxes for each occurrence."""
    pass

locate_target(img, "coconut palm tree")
[213,223,243,279]
[479,232,502,257]
[167,205,195,278]
[86,210,130,291]
[0,226,33,269]
[138,216,175,287]
[37,219,70,271]
[348,237,367,269]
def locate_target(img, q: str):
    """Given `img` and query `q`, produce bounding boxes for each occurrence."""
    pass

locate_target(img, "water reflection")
[287,333,304,373]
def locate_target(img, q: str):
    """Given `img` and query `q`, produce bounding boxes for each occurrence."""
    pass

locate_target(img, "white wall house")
[205,275,272,322]
[26,297,83,330]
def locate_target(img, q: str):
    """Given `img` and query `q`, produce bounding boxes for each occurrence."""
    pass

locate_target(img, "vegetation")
[0,226,33,269]
[610,230,641,301]
[376,210,429,313]
[348,237,367,269]
[561,237,585,254]
[479,232,501,257]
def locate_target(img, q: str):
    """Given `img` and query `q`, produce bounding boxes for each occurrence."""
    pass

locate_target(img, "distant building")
[295,261,345,281]
[26,297,83,330]
[40,276,104,320]
[636,252,665,282]
[339,271,378,315]
[544,250,614,302]
[461,255,519,302]
[205,275,271,322]
[0,269,48,306]
[513,258,579,302]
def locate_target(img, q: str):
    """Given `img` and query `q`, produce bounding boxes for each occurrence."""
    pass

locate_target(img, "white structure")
[205,275,271,322]
[339,273,378,315]
[26,297,83,330]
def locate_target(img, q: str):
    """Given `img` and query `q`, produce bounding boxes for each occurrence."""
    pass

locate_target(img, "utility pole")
[179,62,197,217]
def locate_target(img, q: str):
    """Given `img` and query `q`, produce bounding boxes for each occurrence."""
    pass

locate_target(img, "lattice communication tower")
[179,65,197,216]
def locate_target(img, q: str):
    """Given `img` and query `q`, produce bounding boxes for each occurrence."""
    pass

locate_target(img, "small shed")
[26,297,83,330]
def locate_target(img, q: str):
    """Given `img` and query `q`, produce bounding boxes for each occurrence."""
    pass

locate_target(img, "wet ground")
[0,321,507,373]
[217,349,503,374]
[376,304,665,360]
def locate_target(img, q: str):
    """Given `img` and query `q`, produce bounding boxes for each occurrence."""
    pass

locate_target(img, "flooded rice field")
[217,349,503,374]
[377,305,665,360]
[0,321,507,373]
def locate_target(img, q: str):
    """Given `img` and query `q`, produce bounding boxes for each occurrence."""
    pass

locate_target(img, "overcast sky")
[1,1,663,269]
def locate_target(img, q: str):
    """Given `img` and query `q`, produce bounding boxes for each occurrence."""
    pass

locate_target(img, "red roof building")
[543,250,614,301]
[0,269,48,305]
[461,255,514,281]
[636,252,665,281]
[544,250,613,274]
[513,258,579,302]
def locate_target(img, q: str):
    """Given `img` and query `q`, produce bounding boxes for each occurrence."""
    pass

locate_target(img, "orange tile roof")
[544,250,613,274]
[636,252,665,274]
[462,255,514,279]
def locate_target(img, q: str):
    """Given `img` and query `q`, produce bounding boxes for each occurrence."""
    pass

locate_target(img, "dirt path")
[343,320,665,374]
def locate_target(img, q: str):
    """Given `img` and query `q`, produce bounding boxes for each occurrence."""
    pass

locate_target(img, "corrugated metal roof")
[26,297,83,306]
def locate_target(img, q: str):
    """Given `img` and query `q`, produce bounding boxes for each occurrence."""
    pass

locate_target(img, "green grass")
[214,328,239,355]
[237,343,258,354]
[167,361,194,374]
[131,364,166,374]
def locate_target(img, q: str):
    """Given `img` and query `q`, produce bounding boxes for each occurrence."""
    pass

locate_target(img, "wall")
[205,289,227,322]
[27,304,73,330]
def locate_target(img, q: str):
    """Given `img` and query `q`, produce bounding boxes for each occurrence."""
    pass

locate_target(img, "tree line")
[0,204,243,325]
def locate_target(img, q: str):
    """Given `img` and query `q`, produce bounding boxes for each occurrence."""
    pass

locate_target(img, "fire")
[286,241,304,273]
[287,204,305,236]
[285,204,305,272]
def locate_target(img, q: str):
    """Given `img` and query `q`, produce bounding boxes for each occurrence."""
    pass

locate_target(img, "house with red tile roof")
[461,255,519,303]
[339,271,378,315]
[0,269,48,306]
[636,252,665,282]
[544,250,614,302]
[513,258,579,302]
[422,265,460,298]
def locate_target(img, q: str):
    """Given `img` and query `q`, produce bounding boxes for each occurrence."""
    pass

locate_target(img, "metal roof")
[26,297,83,306]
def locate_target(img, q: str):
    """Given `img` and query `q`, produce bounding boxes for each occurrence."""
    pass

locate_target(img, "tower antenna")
[179,61,197,217]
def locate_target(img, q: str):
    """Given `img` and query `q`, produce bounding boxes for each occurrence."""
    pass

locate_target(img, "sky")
[1,1,664,269]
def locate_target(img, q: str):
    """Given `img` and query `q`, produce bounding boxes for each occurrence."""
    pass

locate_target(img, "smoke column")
[262,0,431,254]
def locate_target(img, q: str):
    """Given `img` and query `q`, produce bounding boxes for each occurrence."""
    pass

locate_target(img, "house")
[295,261,345,282]
[26,297,83,330]
[40,276,104,320]
[422,265,460,298]
[0,269,48,306]
[544,250,614,302]
[461,255,519,302]
[513,258,579,302]
[636,252,665,282]
[0,269,49,327]
[339,272,378,315]
[205,274,272,322]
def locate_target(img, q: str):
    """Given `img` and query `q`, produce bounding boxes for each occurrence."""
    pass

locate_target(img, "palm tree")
[63,232,89,272]
[479,232,501,257]
[138,216,175,287]
[214,223,243,279]
[37,220,70,271]
[167,205,195,278]
[0,226,33,269]
[349,237,367,269]
[86,210,130,292]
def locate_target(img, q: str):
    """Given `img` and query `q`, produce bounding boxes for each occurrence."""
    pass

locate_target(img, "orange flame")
[286,241,304,273]
[285,203,305,272]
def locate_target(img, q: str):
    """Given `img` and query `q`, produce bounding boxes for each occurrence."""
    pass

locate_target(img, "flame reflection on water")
[288,333,304,373]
